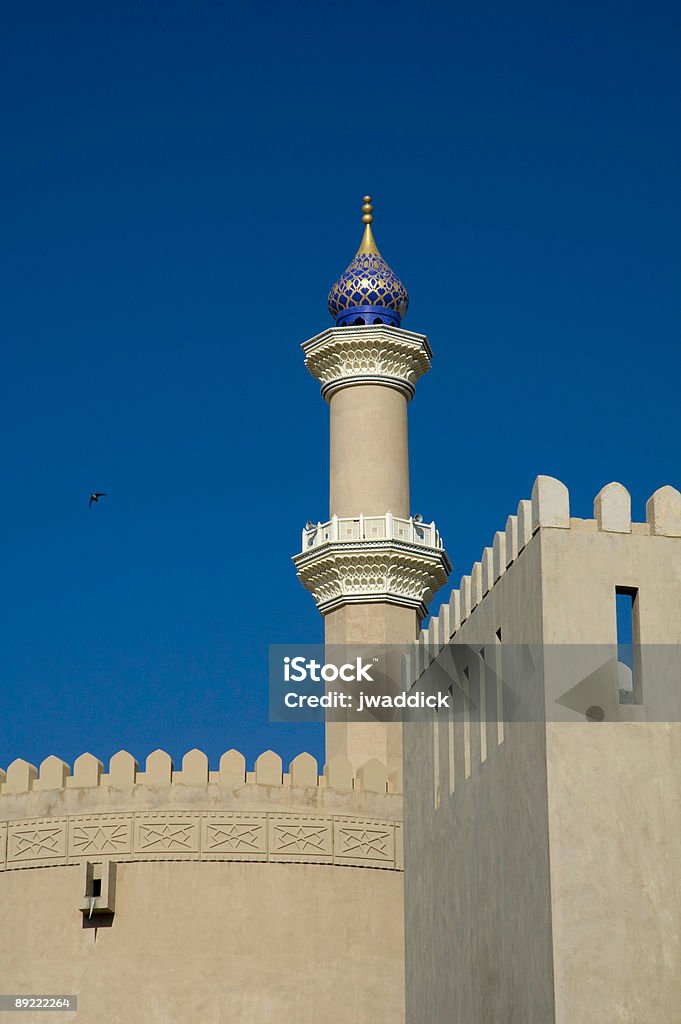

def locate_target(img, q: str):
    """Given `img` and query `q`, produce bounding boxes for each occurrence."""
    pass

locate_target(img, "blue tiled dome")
[327,197,409,328]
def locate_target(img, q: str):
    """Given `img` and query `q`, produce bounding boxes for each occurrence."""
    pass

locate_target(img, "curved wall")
[0,749,404,1024]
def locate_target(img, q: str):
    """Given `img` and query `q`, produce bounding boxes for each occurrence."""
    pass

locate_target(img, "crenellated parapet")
[0,748,402,796]
[0,748,403,874]
[407,476,681,680]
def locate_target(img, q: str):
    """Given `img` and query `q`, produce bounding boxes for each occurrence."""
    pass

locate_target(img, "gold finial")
[357,195,378,255]
[362,195,373,224]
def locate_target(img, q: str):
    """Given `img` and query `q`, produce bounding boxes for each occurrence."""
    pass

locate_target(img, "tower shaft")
[326,382,414,773]
[329,384,410,518]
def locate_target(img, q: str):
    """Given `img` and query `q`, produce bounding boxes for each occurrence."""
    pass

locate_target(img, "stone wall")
[404,476,681,1024]
[0,747,404,1024]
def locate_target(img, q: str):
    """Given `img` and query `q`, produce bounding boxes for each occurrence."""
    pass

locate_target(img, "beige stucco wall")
[1,860,403,1024]
[0,768,404,1024]
[540,525,681,1024]
[545,721,681,1024]
[405,483,681,1023]
[404,533,556,1023]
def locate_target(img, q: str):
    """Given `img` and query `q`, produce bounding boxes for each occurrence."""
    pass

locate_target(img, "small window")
[616,587,641,704]
[462,666,471,778]
[495,628,504,744]
[79,860,116,919]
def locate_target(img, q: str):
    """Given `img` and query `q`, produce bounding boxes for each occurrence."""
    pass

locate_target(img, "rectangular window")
[479,650,487,764]
[495,629,504,744]
[463,666,471,779]
[616,587,641,704]
[447,683,455,794]
[433,719,440,810]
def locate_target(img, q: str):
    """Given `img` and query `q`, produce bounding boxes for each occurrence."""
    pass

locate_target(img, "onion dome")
[327,196,409,327]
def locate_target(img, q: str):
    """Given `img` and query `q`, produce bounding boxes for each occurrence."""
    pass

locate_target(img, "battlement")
[0,747,403,799]
[0,748,403,874]
[410,476,681,677]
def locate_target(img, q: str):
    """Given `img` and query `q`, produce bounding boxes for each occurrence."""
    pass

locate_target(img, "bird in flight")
[89,492,107,508]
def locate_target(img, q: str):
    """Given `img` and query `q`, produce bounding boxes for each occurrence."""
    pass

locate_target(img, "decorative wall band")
[7,818,69,869]
[69,813,134,859]
[0,811,403,872]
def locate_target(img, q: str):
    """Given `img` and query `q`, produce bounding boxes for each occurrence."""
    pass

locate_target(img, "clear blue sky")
[1,0,679,773]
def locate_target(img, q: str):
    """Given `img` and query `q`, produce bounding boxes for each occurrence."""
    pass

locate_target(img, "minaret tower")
[294,197,450,771]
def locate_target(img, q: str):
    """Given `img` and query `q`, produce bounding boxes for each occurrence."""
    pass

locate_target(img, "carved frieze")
[334,819,395,868]
[134,813,201,861]
[202,814,267,861]
[269,815,333,864]
[0,812,402,871]
[69,814,134,860]
[7,817,68,869]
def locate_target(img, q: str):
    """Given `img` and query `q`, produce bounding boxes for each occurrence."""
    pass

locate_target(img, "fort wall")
[0,748,404,1024]
[405,477,681,1024]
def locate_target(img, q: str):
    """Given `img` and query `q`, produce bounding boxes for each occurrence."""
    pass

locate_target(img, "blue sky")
[1,0,679,773]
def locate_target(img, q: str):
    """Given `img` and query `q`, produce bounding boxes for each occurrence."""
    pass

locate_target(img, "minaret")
[294,197,450,772]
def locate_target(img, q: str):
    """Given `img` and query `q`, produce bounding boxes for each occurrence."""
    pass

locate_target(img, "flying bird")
[89,492,107,508]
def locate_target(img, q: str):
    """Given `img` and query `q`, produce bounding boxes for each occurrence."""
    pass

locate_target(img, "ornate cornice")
[301,325,432,402]
[293,539,451,618]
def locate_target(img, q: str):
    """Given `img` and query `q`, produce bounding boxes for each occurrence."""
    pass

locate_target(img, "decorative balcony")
[293,513,451,617]
[300,514,444,552]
